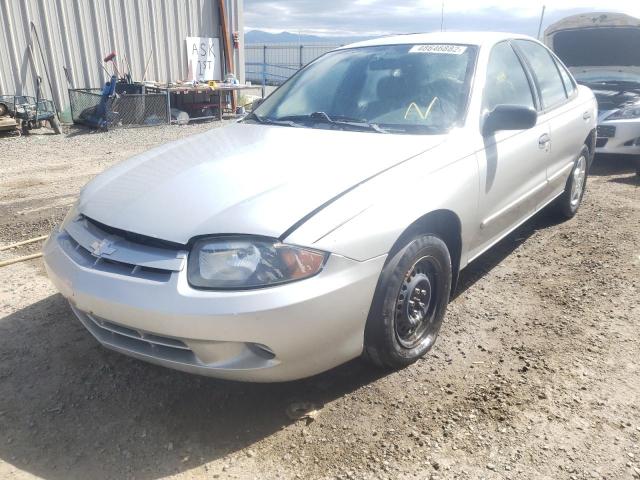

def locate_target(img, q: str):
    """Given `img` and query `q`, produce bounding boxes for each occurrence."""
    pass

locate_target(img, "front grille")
[60,233,173,281]
[62,233,173,281]
[73,306,199,365]
[596,138,609,148]
[60,215,186,282]
[597,125,616,138]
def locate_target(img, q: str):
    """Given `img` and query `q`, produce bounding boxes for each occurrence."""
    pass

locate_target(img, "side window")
[484,41,535,112]
[554,57,576,97]
[514,40,568,109]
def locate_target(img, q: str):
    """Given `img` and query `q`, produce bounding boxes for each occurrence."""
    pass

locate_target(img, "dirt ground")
[0,125,639,480]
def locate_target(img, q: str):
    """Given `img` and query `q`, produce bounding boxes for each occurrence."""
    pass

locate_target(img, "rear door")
[471,41,550,259]
[513,40,587,205]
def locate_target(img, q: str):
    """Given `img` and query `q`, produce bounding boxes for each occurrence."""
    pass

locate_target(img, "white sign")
[410,44,467,55]
[186,37,222,81]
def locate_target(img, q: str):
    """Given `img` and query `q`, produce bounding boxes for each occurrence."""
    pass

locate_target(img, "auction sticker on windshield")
[409,44,467,54]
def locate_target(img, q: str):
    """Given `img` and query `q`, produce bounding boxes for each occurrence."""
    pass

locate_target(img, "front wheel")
[363,235,452,369]
[552,145,589,220]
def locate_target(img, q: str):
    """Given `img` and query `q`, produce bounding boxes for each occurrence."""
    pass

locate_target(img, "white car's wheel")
[553,145,589,219]
[363,235,452,369]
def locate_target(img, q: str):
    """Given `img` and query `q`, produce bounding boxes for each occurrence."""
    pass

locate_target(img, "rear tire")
[363,235,452,369]
[552,145,589,220]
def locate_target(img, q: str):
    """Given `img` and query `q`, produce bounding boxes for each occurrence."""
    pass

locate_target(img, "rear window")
[553,27,640,67]
[515,40,568,110]
[555,58,576,96]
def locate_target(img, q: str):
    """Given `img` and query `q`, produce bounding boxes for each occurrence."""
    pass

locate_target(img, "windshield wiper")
[275,112,389,133]
[243,112,303,128]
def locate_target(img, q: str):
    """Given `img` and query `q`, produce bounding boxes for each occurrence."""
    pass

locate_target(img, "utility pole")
[440,0,445,32]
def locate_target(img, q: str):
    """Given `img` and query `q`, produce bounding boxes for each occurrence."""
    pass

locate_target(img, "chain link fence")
[69,88,169,129]
[245,44,341,87]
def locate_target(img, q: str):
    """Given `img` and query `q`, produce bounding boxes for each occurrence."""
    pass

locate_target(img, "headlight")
[607,105,640,120]
[187,237,328,289]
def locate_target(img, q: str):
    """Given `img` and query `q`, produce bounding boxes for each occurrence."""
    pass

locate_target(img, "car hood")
[79,123,446,245]
[550,23,640,70]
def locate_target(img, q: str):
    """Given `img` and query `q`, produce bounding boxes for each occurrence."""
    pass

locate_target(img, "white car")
[44,32,597,382]
[546,12,640,171]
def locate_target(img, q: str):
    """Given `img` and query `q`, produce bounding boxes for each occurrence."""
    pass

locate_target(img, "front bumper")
[595,118,640,155]
[43,229,386,382]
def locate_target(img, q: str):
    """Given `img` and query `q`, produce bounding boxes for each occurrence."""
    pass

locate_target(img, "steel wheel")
[363,234,452,369]
[570,154,587,208]
[394,255,438,349]
[551,145,590,220]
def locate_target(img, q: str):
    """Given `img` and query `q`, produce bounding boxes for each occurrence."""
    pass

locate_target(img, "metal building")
[0,0,244,121]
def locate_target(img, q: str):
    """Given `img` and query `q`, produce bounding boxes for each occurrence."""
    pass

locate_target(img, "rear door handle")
[583,111,592,120]
[538,133,551,149]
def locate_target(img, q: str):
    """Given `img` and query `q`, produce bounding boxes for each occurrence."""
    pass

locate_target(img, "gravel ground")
[0,125,639,480]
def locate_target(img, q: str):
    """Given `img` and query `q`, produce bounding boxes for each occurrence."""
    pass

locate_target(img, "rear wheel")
[552,145,589,219]
[363,235,452,369]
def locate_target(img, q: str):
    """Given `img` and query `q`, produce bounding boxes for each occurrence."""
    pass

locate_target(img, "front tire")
[363,235,452,369]
[552,145,589,219]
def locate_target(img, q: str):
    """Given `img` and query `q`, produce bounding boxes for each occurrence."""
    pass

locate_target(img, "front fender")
[284,147,479,266]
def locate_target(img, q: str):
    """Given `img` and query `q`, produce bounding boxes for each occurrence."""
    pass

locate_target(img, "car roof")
[339,31,537,50]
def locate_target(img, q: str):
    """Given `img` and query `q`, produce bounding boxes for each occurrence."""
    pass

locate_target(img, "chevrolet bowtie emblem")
[90,238,117,256]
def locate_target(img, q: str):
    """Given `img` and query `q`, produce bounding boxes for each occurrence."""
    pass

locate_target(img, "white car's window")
[251,44,477,134]
[483,41,535,111]
[514,40,568,110]
[554,57,576,97]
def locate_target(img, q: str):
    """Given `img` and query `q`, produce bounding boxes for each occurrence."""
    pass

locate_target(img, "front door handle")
[538,133,551,149]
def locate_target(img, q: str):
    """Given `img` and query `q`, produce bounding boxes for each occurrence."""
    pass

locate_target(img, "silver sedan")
[44,32,597,382]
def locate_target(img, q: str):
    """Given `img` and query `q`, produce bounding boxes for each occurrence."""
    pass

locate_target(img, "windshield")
[250,44,477,134]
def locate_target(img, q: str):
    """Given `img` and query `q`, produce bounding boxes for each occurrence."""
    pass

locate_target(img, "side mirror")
[251,98,264,111]
[483,105,537,136]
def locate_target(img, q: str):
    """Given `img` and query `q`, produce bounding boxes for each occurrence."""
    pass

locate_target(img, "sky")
[244,0,640,38]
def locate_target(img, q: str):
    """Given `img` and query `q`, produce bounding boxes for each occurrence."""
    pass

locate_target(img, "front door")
[470,41,550,260]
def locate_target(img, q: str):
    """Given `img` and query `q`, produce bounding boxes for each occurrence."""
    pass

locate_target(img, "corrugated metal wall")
[0,0,243,119]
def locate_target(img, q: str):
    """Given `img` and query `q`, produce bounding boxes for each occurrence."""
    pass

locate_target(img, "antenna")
[440,0,445,32]
[537,5,546,39]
